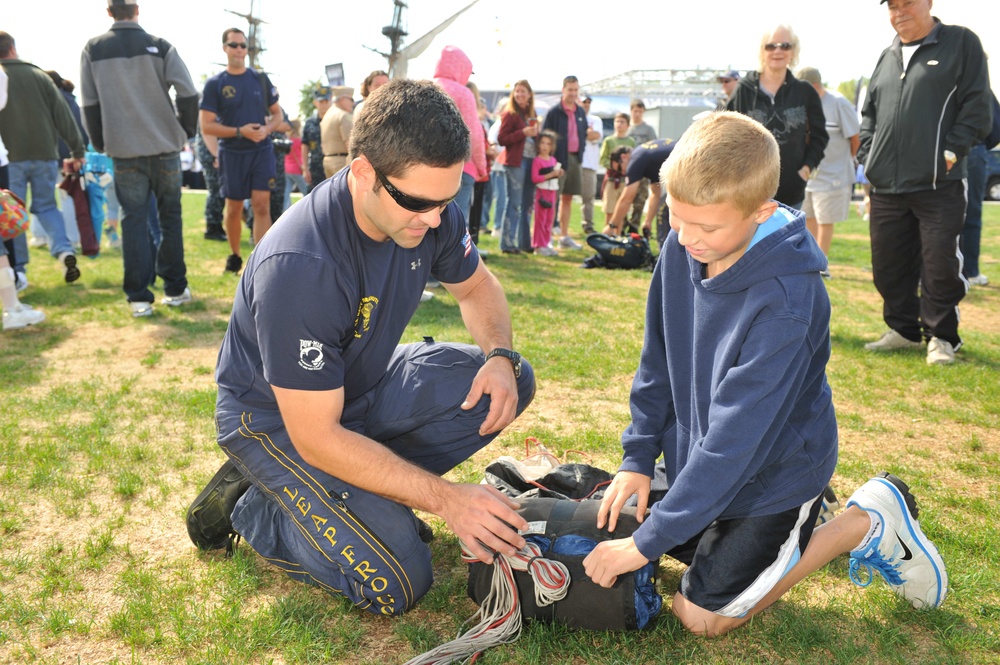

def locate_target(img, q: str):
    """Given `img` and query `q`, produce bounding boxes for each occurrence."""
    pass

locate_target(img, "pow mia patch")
[222,85,237,99]
[299,340,324,371]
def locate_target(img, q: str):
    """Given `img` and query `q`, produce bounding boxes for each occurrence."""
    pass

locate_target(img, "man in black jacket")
[858,0,991,365]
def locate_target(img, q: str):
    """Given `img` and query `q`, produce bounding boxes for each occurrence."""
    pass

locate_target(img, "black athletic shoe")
[61,252,81,283]
[416,516,435,544]
[186,459,252,551]
[224,254,242,274]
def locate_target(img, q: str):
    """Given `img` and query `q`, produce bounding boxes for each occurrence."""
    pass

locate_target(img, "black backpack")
[466,497,663,631]
[583,233,654,271]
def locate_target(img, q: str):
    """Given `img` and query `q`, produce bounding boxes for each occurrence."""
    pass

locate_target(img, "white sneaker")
[14,271,28,293]
[558,236,582,250]
[130,301,154,318]
[161,287,193,307]
[864,330,922,352]
[420,290,434,302]
[2,304,46,330]
[967,274,989,287]
[28,235,48,249]
[536,246,558,257]
[846,473,947,609]
[925,337,955,365]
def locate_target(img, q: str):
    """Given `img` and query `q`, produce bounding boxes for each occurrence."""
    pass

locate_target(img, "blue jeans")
[454,172,476,226]
[114,153,187,303]
[8,160,73,259]
[519,157,536,251]
[488,167,506,232]
[500,163,525,251]
[962,144,988,277]
[284,173,308,212]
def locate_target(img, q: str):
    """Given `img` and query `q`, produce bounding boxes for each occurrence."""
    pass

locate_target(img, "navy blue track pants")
[216,341,535,616]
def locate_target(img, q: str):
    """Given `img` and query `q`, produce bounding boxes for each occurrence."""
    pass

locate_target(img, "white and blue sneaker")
[846,472,947,609]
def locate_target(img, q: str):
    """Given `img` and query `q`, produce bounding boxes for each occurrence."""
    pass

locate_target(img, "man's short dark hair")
[350,79,470,178]
[562,75,579,88]
[0,32,15,59]
[222,27,245,44]
[630,99,645,110]
[109,4,138,20]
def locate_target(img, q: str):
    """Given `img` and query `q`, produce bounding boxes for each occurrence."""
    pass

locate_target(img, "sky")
[5,0,999,114]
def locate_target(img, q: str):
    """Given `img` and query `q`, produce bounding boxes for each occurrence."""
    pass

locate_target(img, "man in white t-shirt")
[797,67,860,277]
[579,94,604,234]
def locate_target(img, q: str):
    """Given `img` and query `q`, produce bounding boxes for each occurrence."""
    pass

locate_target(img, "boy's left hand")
[583,537,649,588]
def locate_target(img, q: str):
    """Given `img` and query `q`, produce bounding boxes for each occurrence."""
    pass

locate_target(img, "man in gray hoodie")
[81,0,199,317]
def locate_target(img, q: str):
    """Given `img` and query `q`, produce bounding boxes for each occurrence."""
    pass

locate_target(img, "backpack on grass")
[583,233,654,271]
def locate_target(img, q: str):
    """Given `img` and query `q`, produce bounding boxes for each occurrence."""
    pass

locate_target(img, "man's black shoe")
[204,226,227,241]
[224,254,242,274]
[186,459,252,550]
[416,516,435,544]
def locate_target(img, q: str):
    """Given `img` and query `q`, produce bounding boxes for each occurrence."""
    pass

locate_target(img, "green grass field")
[0,192,998,664]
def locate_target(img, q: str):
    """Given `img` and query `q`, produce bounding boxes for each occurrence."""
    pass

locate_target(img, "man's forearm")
[644,184,662,228]
[609,184,639,228]
[310,425,452,513]
[455,269,513,354]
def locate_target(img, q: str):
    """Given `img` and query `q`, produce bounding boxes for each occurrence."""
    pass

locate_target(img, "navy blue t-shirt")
[216,169,480,410]
[626,138,675,185]
[201,69,279,152]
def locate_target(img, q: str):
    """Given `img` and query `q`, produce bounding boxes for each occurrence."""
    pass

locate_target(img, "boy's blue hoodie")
[620,206,838,560]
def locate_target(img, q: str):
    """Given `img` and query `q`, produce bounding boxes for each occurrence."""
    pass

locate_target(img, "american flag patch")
[462,230,473,257]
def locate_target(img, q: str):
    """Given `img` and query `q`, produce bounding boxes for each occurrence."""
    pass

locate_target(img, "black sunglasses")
[764,42,795,51]
[373,166,456,213]
[226,42,248,49]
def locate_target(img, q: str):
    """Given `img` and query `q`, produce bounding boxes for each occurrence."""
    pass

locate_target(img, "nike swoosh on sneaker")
[896,534,913,561]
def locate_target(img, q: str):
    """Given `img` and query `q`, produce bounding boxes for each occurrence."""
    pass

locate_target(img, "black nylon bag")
[585,233,654,270]
[466,498,658,630]
[483,460,613,501]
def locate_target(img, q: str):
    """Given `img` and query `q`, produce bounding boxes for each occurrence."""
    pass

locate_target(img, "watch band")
[485,348,521,378]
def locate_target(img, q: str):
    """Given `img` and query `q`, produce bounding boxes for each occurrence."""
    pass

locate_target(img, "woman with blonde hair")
[726,24,828,209]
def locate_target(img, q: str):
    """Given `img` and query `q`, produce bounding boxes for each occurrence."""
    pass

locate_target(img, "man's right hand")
[438,484,528,564]
[242,123,270,143]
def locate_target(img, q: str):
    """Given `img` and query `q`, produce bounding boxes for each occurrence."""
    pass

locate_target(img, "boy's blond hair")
[661,112,779,218]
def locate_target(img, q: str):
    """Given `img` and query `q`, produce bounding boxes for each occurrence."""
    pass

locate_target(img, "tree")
[837,78,869,107]
[298,79,324,120]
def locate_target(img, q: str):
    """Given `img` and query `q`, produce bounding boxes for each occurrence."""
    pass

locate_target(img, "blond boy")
[583,112,947,636]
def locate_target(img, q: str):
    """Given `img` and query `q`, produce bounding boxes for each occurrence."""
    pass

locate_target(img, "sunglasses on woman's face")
[764,42,795,52]
[373,166,456,213]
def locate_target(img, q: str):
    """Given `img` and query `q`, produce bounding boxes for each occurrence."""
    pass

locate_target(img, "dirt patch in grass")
[25,321,220,401]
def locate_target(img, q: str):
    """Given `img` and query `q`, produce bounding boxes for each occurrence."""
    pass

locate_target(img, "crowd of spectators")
[0,2,994,340]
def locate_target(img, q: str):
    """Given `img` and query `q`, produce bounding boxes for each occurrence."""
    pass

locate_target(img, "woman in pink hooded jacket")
[433,46,487,226]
